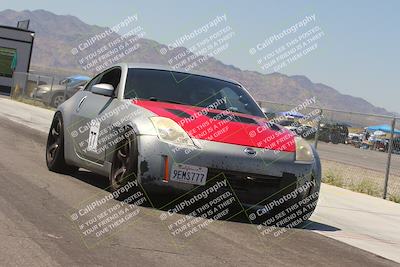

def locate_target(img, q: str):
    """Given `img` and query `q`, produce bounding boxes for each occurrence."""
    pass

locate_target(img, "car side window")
[85,67,122,95]
[60,78,70,85]
[99,68,122,90]
[84,74,102,91]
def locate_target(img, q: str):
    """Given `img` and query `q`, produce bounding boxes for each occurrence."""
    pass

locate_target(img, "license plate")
[170,163,208,185]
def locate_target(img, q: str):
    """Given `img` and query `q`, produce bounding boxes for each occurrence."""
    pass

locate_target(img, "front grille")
[207,169,281,190]
[207,168,298,204]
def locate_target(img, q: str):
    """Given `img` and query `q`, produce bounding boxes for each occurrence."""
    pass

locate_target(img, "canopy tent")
[366,124,400,135]
[276,111,305,119]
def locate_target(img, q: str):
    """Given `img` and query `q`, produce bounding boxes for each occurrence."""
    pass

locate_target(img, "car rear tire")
[51,93,66,108]
[109,128,138,195]
[46,112,78,174]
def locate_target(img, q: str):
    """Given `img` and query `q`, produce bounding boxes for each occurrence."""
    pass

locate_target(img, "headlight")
[36,87,50,93]
[295,136,314,162]
[150,117,195,147]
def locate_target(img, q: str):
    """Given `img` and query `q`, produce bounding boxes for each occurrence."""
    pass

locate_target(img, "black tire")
[46,113,78,173]
[331,132,340,144]
[109,128,138,195]
[50,92,66,108]
[296,151,322,227]
[297,174,320,224]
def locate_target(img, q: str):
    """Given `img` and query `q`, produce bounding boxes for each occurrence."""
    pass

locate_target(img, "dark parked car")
[319,123,349,144]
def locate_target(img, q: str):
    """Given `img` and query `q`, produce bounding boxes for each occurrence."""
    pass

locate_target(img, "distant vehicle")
[278,120,316,140]
[319,123,349,144]
[296,125,316,140]
[375,139,388,152]
[32,75,91,107]
[393,138,400,154]
[279,119,298,132]
[346,134,362,147]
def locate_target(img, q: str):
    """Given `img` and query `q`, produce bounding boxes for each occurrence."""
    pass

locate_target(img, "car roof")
[114,63,241,86]
[66,75,91,80]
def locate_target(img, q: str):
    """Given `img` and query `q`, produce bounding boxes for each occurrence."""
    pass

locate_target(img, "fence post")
[383,117,396,199]
[10,72,16,98]
[48,76,54,108]
[64,80,68,104]
[22,73,27,98]
[34,75,40,103]
[313,109,323,149]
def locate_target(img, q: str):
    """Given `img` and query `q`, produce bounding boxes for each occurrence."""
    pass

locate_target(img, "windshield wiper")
[224,107,247,115]
[147,97,186,105]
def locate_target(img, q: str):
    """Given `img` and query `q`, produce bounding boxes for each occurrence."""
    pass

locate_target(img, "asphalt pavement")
[317,142,400,174]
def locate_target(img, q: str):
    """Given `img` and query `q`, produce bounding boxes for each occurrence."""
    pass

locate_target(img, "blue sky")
[3,0,400,112]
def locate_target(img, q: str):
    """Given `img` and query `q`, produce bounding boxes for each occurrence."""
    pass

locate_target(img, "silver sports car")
[46,63,321,221]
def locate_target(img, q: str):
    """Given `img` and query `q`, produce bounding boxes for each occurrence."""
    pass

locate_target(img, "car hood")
[37,84,65,91]
[134,100,296,152]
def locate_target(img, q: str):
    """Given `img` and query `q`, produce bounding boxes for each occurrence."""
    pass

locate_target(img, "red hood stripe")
[134,100,296,152]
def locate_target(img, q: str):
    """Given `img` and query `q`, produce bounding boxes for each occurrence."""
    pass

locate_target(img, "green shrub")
[389,194,400,203]
[350,180,381,197]
[322,169,344,187]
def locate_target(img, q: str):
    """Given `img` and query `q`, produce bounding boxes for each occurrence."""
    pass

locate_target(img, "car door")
[73,67,122,164]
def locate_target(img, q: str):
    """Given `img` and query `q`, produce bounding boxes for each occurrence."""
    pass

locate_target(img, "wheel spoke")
[51,127,59,138]
[117,140,130,164]
[123,141,131,163]
[48,142,59,158]
[113,166,126,184]
[111,134,133,188]
[52,121,61,138]
[124,156,130,166]
[56,120,61,133]
[117,150,127,165]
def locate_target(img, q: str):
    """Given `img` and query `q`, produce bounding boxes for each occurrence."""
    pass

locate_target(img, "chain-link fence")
[388,118,400,202]
[258,100,400,202]
[10,72,89,108]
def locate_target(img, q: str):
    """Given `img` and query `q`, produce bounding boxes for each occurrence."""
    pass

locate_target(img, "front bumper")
[136,135,317,204]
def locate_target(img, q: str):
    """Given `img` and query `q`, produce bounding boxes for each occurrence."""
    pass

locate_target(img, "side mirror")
[92,83,114,97]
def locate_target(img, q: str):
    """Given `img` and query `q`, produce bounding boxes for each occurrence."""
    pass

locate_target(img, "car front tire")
[109,127,139,196]
[46,112,78,174]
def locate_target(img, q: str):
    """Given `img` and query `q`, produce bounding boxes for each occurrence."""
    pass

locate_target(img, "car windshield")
[60,78,89,87]
[124,68,265,118]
